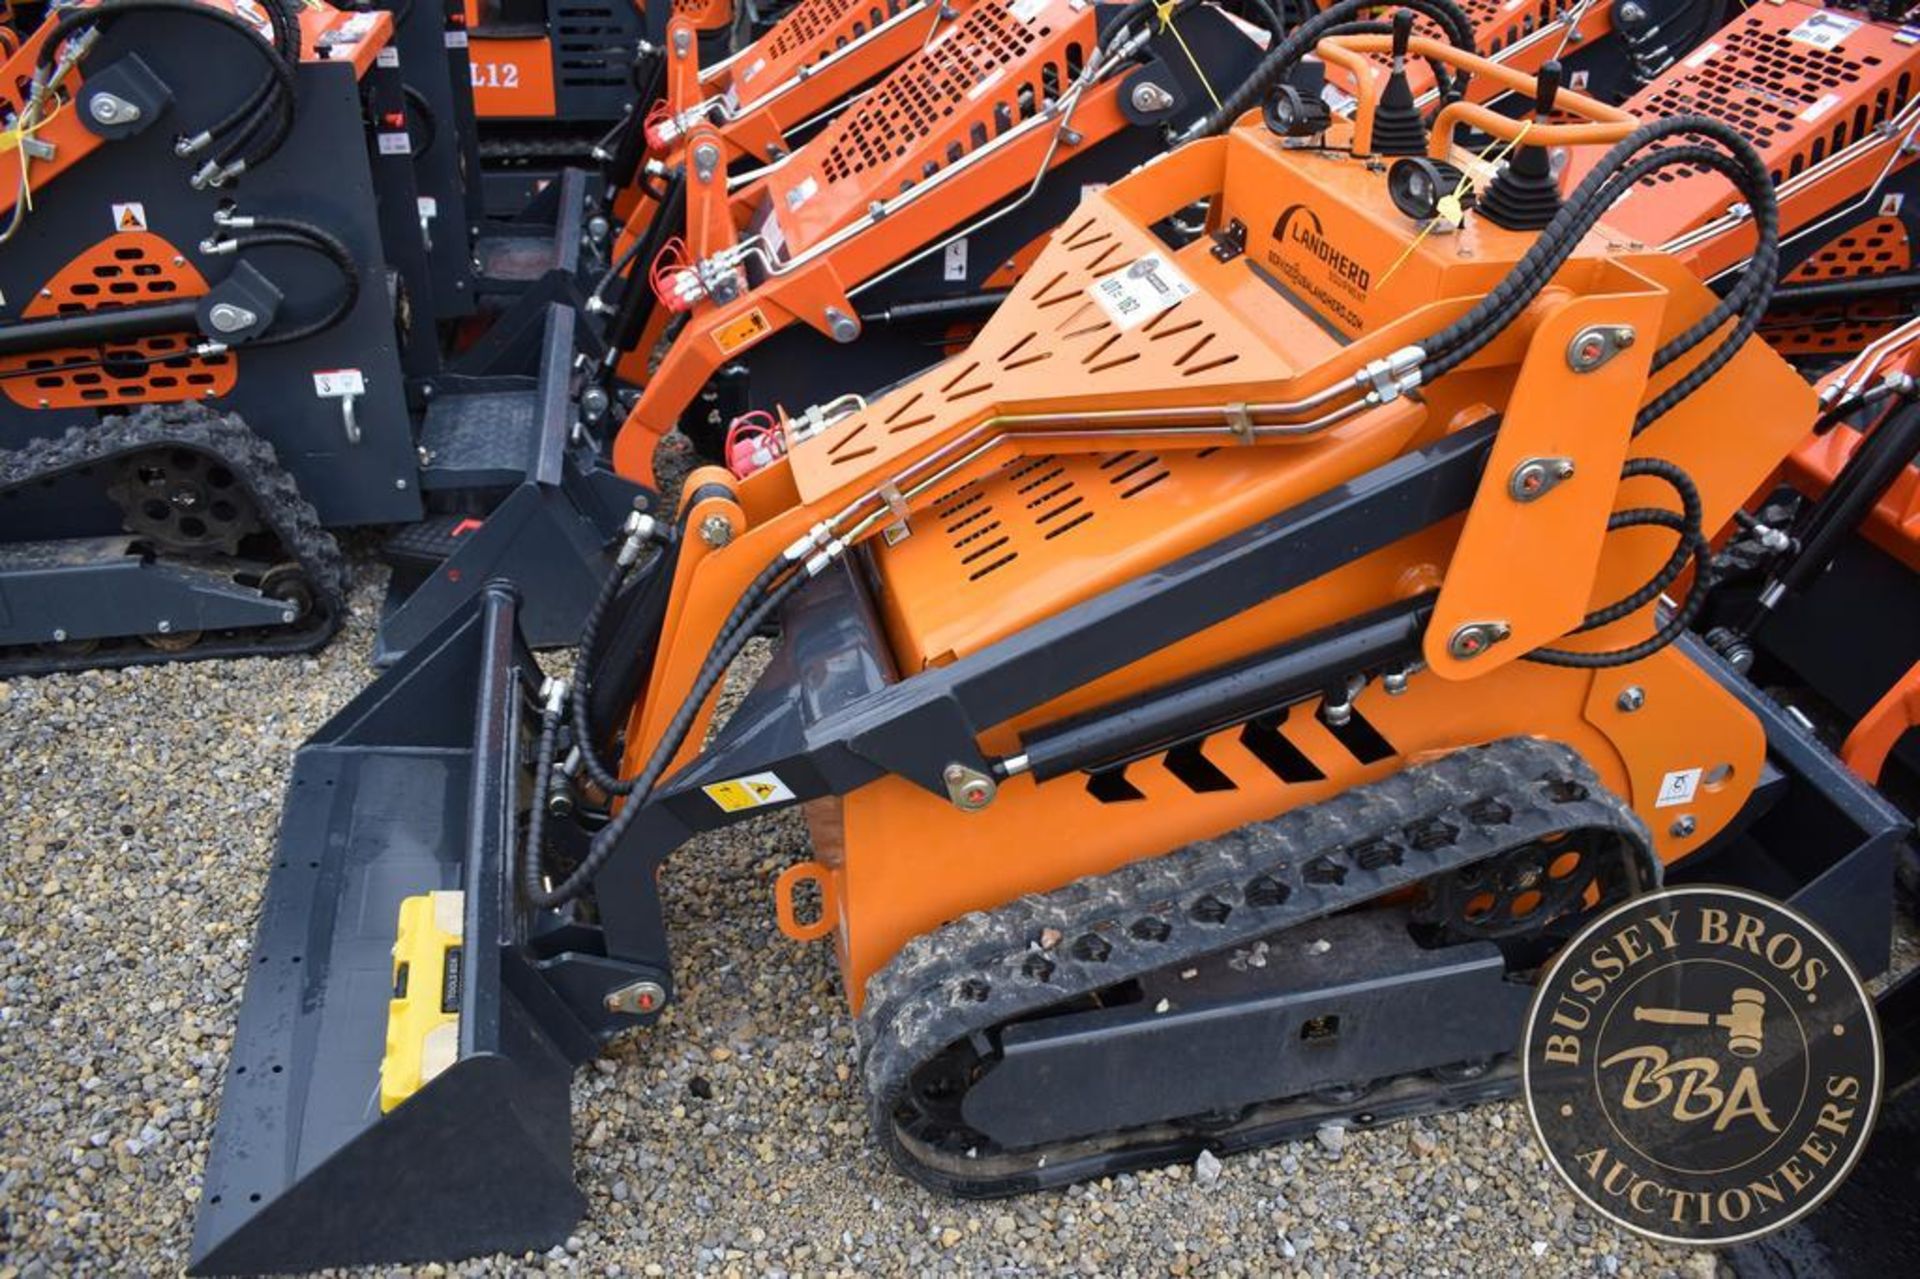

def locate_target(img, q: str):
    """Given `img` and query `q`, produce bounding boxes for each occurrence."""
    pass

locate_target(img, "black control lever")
[1478,59,1566,231]
[1369,9,1428,157]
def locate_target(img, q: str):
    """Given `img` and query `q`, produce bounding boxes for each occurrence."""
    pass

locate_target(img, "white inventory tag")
[377,47,400,68]
[1787,12,1861,49]
[313,369,366,398]
[378,131,413,156]
[1088,254,1195,330]
[1656,768,1703,809]
[1682,41,1720,69]
[1010,0,1049,22]
[943,238,969,282]
[445,30,469,48]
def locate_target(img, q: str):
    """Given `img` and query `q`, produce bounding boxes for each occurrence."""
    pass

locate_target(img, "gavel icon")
[1632,988,1768,1058]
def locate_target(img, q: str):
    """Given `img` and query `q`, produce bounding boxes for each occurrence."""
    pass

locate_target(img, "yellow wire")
[3,92,66,214]
[1375,118,1534,290]
[1155,0,1222,113]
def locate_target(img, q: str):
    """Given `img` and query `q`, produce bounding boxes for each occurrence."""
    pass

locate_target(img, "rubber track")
[859,736,1655,1196]
[0,402,347,676]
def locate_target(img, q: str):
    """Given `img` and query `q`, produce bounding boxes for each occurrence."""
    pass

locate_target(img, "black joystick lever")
[1368,9,1428,157]
[1478,60,1567,231]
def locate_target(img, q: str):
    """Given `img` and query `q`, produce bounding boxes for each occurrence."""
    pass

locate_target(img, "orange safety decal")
[711,308,774,356]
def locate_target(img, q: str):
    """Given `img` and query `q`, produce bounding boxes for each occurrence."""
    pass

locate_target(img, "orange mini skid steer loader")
[189,8,1911,1270]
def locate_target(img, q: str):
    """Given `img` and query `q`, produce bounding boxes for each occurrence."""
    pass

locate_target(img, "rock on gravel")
[0,558,1726,1275]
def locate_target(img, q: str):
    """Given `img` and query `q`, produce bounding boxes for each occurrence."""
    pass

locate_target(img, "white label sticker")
[740,56,766,84]
[378,131,413,156]
[445,30,469,48]
[784,175,819,212]
[1010,0,1049,22]
[1788,12,1861,50]
[418,196,439,219]
[1088,255,1196,330]
[702,771,797,813]
[313,369,367,398]
[1800,93,1843,124]
[1321,82,1357,117]
[1656,768,1703,809]
[1682,41,1720,69]
[944,238,969,282]
[761,210,787,261]
[377,47,400,68]
[110,202,147,232]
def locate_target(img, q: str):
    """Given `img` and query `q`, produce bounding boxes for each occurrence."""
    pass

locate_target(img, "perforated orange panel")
[766,0,1094,251]
[1575,3,1919,243]
[739,0,919,98]
[0,233,235,410]
[1764,215,1913,358]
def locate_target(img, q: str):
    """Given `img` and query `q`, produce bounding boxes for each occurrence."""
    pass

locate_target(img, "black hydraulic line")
[40,0,300,168]
[1015,596,1430,782]
[602,167,687,360]
[605,48,666,197]
[1741,399,1920,637]
[0,299,203,357]
[1767,271,1920,309]
[858,292,1010,326]
[215,215,362,346]
[1185,0,1479,141]
[1525,459,1712,669]
[523,554,807,908]
[403,84,439,157]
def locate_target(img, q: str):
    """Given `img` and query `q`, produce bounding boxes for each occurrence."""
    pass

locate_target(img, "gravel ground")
[0,557,1892,1278]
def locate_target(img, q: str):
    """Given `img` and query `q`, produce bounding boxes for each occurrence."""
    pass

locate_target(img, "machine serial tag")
[703,771,798,812]
[1787,12,1861,49]
[1089,254,1195,330]
[313,369,367,398]
[1656,768,1703,808]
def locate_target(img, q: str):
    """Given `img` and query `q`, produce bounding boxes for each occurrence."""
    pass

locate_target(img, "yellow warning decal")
[712,308,772,356]
[379,890,464,1113]
[111,202,148,232]
[702,770,797,813]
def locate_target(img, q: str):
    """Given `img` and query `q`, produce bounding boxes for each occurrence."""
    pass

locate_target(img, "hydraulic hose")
[217,215,362,347]
[1417,116,1776,389]
[40,0,301,172]
[523,553,808,909]
[1184,0,1478,141]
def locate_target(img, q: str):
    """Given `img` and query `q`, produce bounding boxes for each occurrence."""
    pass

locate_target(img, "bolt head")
[1669,815,1697,839]
[699,514,734,547]
[157,620,172,634]
[52,629,67,642]
[1616,686,1645,713]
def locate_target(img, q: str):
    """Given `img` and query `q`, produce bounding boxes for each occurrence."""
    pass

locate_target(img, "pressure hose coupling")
[1356,345,1426,403]
[616,511,663,567]
[176,129,213,157]
[539,676,570,718]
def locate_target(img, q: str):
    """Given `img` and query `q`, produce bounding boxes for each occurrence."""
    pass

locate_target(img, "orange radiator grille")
[0,233,235,411]
[818,1,1047,181]
[1763,215,1914,359]
[761,0,1095,250]
[1579,3,1919,244]
[742,0,918,95]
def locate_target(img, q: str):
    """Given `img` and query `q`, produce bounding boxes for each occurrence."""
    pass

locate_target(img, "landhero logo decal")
[1266,204,1370,331]
[1523,885,1881,1246]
